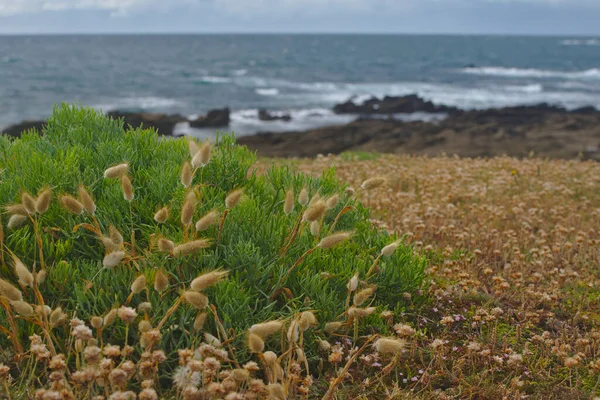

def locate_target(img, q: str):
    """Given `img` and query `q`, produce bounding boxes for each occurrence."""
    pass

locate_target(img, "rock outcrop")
[189,108,230,128]
[106,111,186,135]
[1,120,46,137]
[258,109,292,122]
[332,94,460,115]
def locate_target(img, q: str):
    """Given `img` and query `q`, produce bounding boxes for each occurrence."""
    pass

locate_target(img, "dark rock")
[572,106,598,114]
[189,108,230,128]
[107,111,186,135]
[463,63,477,69]
[258,109,292,122]
[1,120,46,137]
[333,94,459,115]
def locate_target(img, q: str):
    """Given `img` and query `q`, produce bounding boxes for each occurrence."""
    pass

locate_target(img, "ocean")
[1,34,599,137]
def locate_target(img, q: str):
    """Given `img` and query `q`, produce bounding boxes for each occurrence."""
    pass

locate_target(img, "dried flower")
[5,204,27,216]
[303,201,326,222]
[0,278,23,302]
[324,321,343,334]
[347,273,359,292]
[284,189,294,215]
[153,207,169,223]
[11,300,33,316]
[248,332,265,353]
[154,269,169,292]
[103,309,118,326]
[109,225,124,245]
[192,142,212,167]
[50,307,67,327]
[60,195,84,215]
[181,191,196,226]
[117,306,138,324]
[157,238,174,253]
[299,311,317,331]
[173,239,213,257]
[348,306,376,318]
[13,255,33,287]
[103,251,125,269]
[90,316,104,329]
[21,192,36,214]
[183,291,209,310]
[131,275,147,294]
[138,302,152,314]
[181,161,192,187]
[374,337,406,355]
[195,210,219,232]
[78,185,96,215]
[35,188,52,214]
[7,214,27,229]
[326,194,339,209]
[298,187,309,205]
[188,140,199,158]
[361,177,386,190]
[353,287,375,306]
[249,320,283,337]
[310,220,320,237]
[190,270,228,291]
[287,320,300,343]
[194,312,208,331]
[104,163,129,179]
[317,231,353,249]
[121,175,134,201]
[267,383,285,400]
[225,189,244,208]
[381,240,400,257]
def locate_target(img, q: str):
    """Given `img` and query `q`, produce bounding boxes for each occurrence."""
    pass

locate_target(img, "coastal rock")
[258,109,292,122]
[333,94,460,115]
[107,111,186,135]
[189,108,230,128]
[1,120,46,137]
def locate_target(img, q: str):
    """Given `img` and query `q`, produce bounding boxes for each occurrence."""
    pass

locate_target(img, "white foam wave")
[92,96,184,112]
[561,39,600,46]
[256,88,280,96]
[461,66,600,80]
[232,69,248,76]
[198,76,232,84]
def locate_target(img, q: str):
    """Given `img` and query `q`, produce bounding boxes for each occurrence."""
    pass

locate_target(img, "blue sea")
[1,34,599,137]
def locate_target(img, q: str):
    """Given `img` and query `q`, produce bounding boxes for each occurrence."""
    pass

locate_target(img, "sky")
[0,0,599,35]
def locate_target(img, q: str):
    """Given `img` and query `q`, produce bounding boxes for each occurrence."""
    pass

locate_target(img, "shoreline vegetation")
[3,94,600,160]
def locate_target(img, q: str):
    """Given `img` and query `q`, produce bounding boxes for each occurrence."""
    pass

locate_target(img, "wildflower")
[154,269,169,292]
[248,332,265,353]
[173,239,212,257]
[60,195,84,214]
[565,357,579,368]
[302,200,326,222]
[181,161,192,187]
[121,175,134,201]
[78,185,96,215]
[103,345,121,358]
[131,275,147,294]
[195,210,219,231]
[71,324,93,341]
[249,320,283,337]
[243,361,260,372]
[7,214,27,229]
[183,291,209,310]
[190,270,228,291]
[284,189,294,214]
[104,163,129,179]
[381,240,400,257]
[35,188,52,214]
[13,255,33,287]
[21,192,36,214]
[298,187,309,205]
[318,231,353,248]
[84,346,102,364]
[394,323,416,337]
[225,189,244,208]
[117,306,137,324]
[103,251,125,269]
[153,207,169,223]
[11,300,33,316]
[157,238,174,253]
[374,337,406,355]
[361,177,386,190]
[440,316,455,325]
[109,368,128,388]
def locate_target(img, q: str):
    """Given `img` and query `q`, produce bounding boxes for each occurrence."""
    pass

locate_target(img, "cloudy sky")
[0,0,599,35]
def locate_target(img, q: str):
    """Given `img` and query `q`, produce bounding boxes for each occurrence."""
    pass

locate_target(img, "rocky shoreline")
[3,95,600,160]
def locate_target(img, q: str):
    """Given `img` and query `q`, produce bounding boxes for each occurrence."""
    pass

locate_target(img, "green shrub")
[0,104,426,396]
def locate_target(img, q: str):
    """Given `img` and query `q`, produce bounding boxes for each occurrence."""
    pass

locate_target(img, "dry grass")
[259,153,600,399]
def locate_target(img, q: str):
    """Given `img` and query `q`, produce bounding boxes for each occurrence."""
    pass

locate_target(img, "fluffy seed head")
[324,321,343,334]
[117,306,138,324]
[103,251,125,269]
[181,162,192,187]
[11,301,33,316]
[190,270,228,292]
[154,270,169,292]
[173,239,212,257]
[0,278,23,302]
[267,383,285,400]
[347,306,376,319]
[195,210,219,232]
[121,175,134,201]
[78,185,96,215]
[60,195,84,215]
[131,275,147,294]
[299,311,317,331]
[138,320,152,333]
[317,231,353,249]
[361,177,386,190]
[204,333,222,347]
[284,189,294,215]
[153,207,169,223]
[381,241,400,257]
[7,214,27,230]
[194,312,208,331]
[36,270,47,284]
[249,320,283,337]
[13,255,33,287]
[5,204,27,216]
[109,225,123,245]
[103,309,118,326]
[199,142,212,166]
[225,189,244,208]
[188,140,199,158]
[263,351,278,365]
[21,192,36,214]
[310,220,320,237]
[183,291,209,310]
[104,163,129,179]
[374,337,406,355]
[157,238,175,253]
[298,187,309,205]
[90,316,104,329]
[287,320,300,343]
[347,273,359,292]
[353,287,375,306]
[35,188,52,214]
[101,236,120,252]
[326,194,339,209]
[138,302,152,314]
[302,201,326,222]
[181,191,196,226]
[50,307,67,327]
[248,333,265,353]
[308,192,321,206]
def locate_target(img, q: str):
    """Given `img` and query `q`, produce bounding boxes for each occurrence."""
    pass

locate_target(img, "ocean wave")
[561,39,600,46]
[461,66,600,80]
[197,76,233,84]
[232,69,248,76]
[92,96,184,111]
[255,88,280,96]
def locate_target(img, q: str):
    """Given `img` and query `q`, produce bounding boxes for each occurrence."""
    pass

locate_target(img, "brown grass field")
[257,152,600,399]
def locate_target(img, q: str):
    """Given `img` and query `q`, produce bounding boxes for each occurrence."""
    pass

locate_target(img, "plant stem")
[209,305,240,368]
[280,247,316,286]
[156,296,184,331]
[3,379,12,400]
[217,209,229,245]
[280,214,303,257]
[366,255,382,278]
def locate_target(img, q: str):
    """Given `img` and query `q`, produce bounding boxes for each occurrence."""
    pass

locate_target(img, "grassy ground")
[256,152,600,399]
